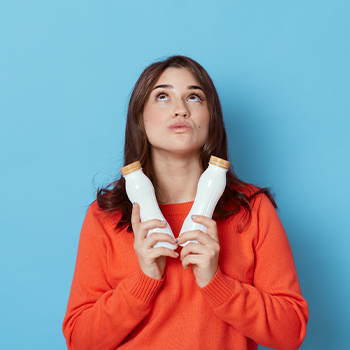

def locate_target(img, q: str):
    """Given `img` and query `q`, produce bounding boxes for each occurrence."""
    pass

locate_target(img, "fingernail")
[175,239,178,243]
[161,220,167,225]
[191,215,198,219]
[174,252,179,257]
[132,202,135,206]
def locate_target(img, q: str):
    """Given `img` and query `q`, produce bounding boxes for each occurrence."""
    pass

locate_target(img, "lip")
[168,121,192,132]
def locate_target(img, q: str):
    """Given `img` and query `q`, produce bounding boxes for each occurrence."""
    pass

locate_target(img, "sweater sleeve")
[200,195,309,350]
[62,204,164,350]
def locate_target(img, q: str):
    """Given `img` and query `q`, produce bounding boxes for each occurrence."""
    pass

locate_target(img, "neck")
[151,151,203,204]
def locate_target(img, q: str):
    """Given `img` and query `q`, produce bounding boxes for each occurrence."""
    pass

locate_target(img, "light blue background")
[1,1,349,349]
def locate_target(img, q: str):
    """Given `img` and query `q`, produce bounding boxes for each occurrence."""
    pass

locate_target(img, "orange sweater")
[63,194,308,350]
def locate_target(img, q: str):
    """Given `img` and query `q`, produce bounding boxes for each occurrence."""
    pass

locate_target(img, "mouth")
[168,121,192,133]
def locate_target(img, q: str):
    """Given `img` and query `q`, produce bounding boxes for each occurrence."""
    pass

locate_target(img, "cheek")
[143,116,159,143]
[143,106,162,124]
[198,111,210,133]
[196,120,210,145]
[143,106,155,131]
[143,120,153,139]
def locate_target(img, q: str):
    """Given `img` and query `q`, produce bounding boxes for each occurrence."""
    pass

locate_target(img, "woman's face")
[143,68,210,159]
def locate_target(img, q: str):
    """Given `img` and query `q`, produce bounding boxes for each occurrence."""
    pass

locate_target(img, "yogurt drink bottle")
[121,161,177,250]
[179,156,230,246]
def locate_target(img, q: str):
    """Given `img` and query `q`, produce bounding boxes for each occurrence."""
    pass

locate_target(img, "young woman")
[63,56,308,350]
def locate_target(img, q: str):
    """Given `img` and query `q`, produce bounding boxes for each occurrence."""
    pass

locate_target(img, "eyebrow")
[152,84,203,91]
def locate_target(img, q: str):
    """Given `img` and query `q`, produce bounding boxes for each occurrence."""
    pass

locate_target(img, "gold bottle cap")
[209,156,231,170]
[120,161,142,176]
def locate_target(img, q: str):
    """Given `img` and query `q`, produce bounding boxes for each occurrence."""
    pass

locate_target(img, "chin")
[150,139,206,158]
[167,146,204,157]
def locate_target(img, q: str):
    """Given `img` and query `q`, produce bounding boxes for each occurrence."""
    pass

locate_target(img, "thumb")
[131,202,141,231]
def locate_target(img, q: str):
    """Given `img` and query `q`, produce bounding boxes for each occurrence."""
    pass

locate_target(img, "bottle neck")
[208,163,228,172]
[123,168,143,178]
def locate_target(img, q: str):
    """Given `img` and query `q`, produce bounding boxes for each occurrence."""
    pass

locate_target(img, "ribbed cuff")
[200,267,235,308]
[130,269,165,304]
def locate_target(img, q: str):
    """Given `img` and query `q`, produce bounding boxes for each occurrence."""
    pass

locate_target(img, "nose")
[173,99,189,118]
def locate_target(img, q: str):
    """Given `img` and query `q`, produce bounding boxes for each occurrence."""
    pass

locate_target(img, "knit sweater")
[62,194,308,350]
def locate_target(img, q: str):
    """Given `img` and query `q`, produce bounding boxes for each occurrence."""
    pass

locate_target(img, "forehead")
[154,67,200,87]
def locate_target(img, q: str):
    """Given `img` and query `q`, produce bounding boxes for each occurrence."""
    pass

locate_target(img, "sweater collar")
[159,201,194,215]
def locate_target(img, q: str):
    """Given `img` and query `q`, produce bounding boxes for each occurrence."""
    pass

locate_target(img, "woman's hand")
[131,202,178,280]
[178,215,220,288]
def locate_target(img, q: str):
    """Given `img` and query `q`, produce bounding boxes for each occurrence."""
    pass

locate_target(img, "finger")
[140,219,168,234]
[135,223,168,244]
[145,232,177,248]
[132,203,167,230]
[148,247,180,260]
[190,215,219,241]
[181,254,203,270]
[177,230,211,246]
[180,241,206,260]
[131,202,141,232]
[132,203,168,239]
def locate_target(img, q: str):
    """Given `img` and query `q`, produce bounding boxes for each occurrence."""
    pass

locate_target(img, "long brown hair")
[97,55,276,232]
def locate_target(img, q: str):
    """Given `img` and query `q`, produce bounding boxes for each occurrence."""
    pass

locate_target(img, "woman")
[63,56,308,350]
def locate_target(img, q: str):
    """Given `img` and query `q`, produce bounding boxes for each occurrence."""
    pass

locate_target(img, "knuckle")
[192,231,200,240]
[188,241,199,250]
[187,242,195,250]
[147,232,160,242]
[208,250,216,259]
[158,247,168,255]
[214,243,220,253]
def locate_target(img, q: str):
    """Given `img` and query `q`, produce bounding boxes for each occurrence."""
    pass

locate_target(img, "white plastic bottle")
[121,161,177,250]
[179,156,231,246]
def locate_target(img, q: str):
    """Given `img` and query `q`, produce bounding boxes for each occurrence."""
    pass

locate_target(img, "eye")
[188,94,202,102]
[156,93,169,101]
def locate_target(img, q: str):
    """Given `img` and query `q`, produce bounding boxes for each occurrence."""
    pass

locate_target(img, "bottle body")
[122,166,176,250]
[179,158,229,246]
